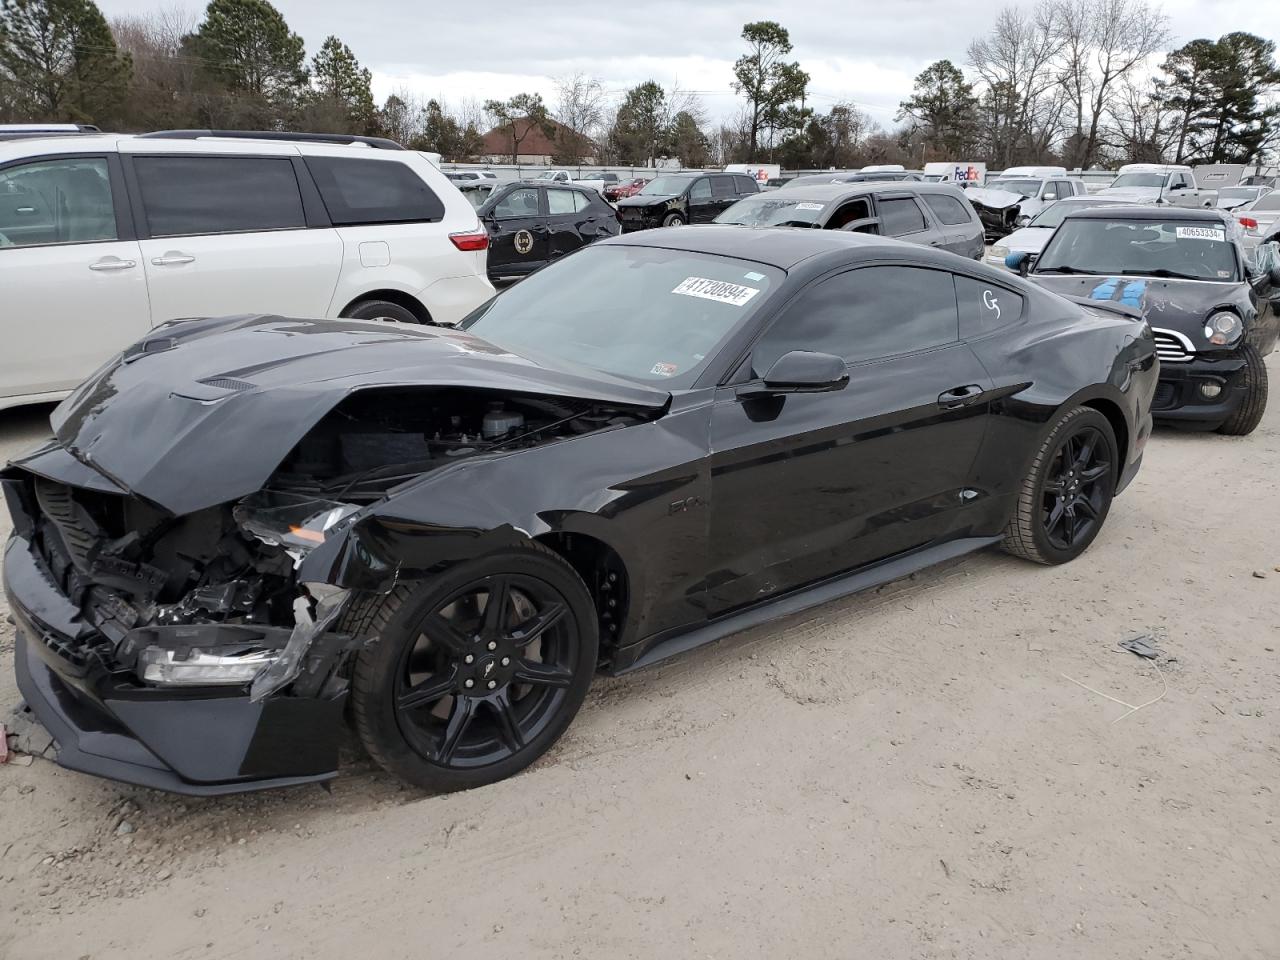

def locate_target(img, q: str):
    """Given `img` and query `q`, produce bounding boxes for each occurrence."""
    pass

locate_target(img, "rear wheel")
[662,212,685,227]
[1002,407,1117,565]
[346,544,597,791]
[342,299,420,324]
[1216,343,1268,436]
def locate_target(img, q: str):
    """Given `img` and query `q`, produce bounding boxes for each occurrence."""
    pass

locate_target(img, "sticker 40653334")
[1175,226,1225,242]
[672,277,761,307]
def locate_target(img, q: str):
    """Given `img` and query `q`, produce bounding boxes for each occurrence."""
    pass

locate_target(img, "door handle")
[89,257,137,271]
[937,384,984,408]
[151,254,195,266]
[15,206,36,215]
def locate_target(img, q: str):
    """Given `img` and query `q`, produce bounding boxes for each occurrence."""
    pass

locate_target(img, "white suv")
[0,130,495,412]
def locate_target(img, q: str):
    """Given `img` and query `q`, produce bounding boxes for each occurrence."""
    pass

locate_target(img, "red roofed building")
[480,117,596,164]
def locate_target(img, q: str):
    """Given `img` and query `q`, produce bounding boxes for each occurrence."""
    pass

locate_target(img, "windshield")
[1217,188,1260,204]
[461,187,492,210]
[638,176,691,196]
[1109,173,1167,189]
[1035,218,1240,281]
[1249,193,1280,211]
[1028,199,1119,229]
[533,172,561,180]
[461,246,782,387]
[988,178,1041,198]
[715,195,827,227]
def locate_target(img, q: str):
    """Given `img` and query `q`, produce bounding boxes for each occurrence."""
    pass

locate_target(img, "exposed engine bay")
[22,388,657,684]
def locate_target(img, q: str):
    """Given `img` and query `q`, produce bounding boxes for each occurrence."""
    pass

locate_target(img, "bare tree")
[1105,73,1179,162]
[553,72,606,156]
[1054,0,1170,168]
[110,6,199,130]
[968,4,1067,166]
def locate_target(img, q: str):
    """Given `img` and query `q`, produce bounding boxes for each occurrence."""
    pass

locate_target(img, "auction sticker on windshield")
[672,277,761,307]
[796,202,824,211]
[1176,226,1225,242]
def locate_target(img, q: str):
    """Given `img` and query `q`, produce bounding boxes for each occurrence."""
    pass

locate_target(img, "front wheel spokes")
[423,613,472,654]
[1080,460,1110,484]
[437,696,480,763]
[481,576,512,636]
[509,602,567,648]
[513,658,574,688]
[1072,495,1100,520]
[398,667,457,711]
[488,689,526,753]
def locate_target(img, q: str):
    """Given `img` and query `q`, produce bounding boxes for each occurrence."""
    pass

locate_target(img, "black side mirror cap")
[737,350,850,398]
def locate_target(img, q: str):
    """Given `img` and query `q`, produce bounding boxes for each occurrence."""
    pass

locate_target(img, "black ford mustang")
[3,228,1158,795]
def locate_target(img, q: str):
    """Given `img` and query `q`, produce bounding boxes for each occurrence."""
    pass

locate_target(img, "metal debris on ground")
[1118,634,1160,659]
[0,722,8,764]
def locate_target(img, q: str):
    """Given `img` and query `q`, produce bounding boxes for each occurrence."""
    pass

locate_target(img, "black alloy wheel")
[1002,406,1117,564]
[347,545,597,791]
[1039,425,1110,551]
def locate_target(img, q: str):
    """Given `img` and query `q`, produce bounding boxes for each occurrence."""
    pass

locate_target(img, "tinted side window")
[134,156,304,237]
[306,156,444,226]
[878,197,927,236]
[546,188,576,215]
[956,275,1024,338]
[923,193,974,226]
[735,175,758,194]
[711,176,735,199]
[690,178,712,201]
[571,191,593,213]
[492,187,540,219]
[753,266,959,371]
[0,157,116,246]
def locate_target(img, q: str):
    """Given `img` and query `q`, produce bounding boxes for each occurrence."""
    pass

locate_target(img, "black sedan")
[477,181,619,283]
[3,228,1156,795]
[1017,206,1280,435]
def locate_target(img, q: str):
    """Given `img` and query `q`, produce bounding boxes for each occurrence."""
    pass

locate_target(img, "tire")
[344,543,598,791]
[1002,406,1118,565]
[1216,343,1268,436]
[341,299,421,324]
[662,212,685,227]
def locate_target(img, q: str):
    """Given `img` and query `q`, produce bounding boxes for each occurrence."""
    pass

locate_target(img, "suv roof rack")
[0,123,101,132]
[136,130,405,151]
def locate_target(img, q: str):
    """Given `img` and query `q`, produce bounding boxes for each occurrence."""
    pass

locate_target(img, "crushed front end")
[2,450,356,795]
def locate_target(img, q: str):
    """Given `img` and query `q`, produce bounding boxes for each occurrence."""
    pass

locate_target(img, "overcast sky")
[97,0,1280,126]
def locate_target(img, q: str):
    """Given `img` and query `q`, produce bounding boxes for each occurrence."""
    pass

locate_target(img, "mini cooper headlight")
[989,244,1009,262]
[1204,311,1243,346]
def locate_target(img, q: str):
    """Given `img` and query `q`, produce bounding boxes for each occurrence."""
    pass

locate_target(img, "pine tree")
[309,35,375,134]
[0,0,130,123]
[187,0,306,116]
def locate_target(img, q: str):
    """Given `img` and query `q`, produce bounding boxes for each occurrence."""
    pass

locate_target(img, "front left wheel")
[345,544,598,792]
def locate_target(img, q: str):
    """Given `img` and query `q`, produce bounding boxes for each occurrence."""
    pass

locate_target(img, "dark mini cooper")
[477,181,619,283]
[1015,206,1280,435]
[4,228,1156,795]
[616,172,759,231]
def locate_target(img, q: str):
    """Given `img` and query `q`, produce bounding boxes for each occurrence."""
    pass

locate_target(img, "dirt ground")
[1,364,1277,960]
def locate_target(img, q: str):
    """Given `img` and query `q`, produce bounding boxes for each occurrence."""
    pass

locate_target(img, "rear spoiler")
[1061,295,1144,321]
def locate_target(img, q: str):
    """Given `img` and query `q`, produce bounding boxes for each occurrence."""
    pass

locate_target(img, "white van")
[0,130,495,412]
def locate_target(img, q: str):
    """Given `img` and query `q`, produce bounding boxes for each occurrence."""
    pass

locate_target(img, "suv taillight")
[450,230,490,251]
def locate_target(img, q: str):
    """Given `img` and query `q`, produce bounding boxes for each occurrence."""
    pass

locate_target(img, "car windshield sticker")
[795,202,824,211]
[1175,226,1225,242]
[650,361,678,377]
[672,277,760,307]
[743,271,766,281]
[1217,270,1231,278]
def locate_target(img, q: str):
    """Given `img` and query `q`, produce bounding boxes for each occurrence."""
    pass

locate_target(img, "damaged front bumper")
[3,523,354,796]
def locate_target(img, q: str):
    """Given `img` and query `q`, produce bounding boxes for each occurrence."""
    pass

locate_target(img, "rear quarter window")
[922,193,975,226]
[305,156,444,226]
[956,275,1024,338]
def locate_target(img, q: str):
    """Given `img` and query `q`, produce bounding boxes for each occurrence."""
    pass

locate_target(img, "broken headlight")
[233,492,359,563]
[1204,311,1242,347]
[138,647,277,685]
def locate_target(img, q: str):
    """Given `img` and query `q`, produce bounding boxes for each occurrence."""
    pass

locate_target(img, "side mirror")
[737,351,849,398]
[1005,251,1035,276]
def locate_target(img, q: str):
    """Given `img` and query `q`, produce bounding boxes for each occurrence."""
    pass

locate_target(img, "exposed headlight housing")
[139,646,277,685]
[234,492,359,564]
[989,244,1009,261]
[1204,311,1243,346]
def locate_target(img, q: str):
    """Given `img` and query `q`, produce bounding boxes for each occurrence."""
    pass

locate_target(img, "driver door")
[686,177,717,223]
[707,264,991,614]
[484,185,549,278]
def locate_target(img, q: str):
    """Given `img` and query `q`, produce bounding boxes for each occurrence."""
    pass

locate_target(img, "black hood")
[1028,274,1253,338]
[616,195,676,209]
[37,316,669,515]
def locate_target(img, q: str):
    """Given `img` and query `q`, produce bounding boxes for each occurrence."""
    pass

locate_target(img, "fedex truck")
[923,162,986,187]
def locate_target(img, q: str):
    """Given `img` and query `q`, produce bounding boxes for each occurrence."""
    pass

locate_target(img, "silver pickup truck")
[1096,164,1216,208]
